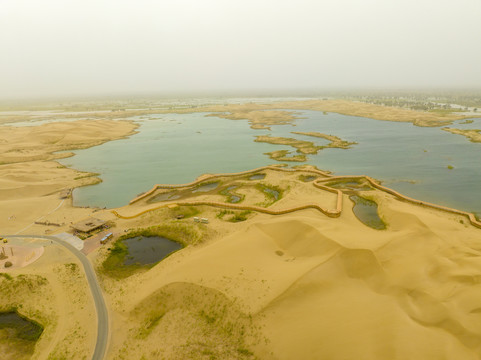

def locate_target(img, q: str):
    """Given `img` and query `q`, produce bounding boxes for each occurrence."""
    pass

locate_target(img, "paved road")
[3,234,108,360]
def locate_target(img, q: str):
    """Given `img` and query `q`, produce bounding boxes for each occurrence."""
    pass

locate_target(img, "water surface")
[350,196,386,230]
[59,110,481,214]
[123,236,182,265]
[0,311,43,341]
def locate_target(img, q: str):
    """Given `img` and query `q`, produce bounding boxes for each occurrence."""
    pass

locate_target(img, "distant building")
[71,217,106,234]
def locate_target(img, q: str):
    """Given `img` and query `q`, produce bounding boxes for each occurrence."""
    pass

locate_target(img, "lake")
[58,110,481,215]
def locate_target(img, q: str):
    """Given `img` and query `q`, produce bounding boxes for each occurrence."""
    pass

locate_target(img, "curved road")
[4,234,108,360]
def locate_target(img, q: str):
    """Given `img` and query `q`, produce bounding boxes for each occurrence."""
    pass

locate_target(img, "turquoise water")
[60,113,288,207]
[59,111,481,214]
[266,110,481,214]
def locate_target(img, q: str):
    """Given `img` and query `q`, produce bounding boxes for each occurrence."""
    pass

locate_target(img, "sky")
[1,0,480,99]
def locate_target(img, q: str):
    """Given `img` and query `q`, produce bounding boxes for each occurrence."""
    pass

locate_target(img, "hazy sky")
[1,0,480,98]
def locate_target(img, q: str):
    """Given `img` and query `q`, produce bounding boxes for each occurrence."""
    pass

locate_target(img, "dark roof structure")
[70,217,106,233]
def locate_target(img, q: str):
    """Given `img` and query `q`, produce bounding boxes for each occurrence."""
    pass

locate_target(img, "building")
[70,217,107,234]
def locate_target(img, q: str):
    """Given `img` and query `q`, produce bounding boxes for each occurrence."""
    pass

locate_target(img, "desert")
[1,98,481,359]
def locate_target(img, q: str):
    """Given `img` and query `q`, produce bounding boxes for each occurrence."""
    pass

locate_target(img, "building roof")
[70,217,106,233]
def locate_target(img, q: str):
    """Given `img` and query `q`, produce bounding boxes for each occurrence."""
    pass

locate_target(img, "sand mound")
[255,219,340,258]
[254,214,481,360]
[116,282,257,360]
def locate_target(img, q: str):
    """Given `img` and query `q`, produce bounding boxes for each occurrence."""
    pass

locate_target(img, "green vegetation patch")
[217,210,252,222]
[168,205,200,219]
[265,150,307,162]
[124,282,259,360]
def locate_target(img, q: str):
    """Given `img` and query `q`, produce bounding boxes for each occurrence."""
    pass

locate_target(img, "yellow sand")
[2,104,481,359]
[96,168,481,360]
[0,119,138,164]
[0,120,137,235]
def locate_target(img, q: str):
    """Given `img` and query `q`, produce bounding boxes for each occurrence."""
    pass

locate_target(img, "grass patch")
[168,205,200,219]
[137,309,166,339]
[217,210,252,222]
[217,209,234,219]
[0,273,12,281]
[228,211,252,222]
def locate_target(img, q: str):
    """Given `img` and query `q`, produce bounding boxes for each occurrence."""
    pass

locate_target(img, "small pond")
[229,195,241,203]
[123,236,183,265]
[192,182,220,193]
[350,195,386,230]
[0,311,43,342]
[249,173,266,180]
[262,187,280,200]
[300,175,317,182]
[148,192,181,203]
[328,181,372,191]
[223,186,242,203]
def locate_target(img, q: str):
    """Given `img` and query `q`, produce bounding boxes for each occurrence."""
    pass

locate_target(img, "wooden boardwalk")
[112,166,481,229]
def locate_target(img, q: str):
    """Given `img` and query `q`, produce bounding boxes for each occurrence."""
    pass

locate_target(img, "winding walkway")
[2,234,109,360]
[113,166,481,229]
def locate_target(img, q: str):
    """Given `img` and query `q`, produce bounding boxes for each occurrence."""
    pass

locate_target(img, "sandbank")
[442,127,481,143]
[255,132,357,162]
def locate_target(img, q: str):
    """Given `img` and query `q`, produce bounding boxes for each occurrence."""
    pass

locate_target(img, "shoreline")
[2,104,481,235]
[117,165,481,229]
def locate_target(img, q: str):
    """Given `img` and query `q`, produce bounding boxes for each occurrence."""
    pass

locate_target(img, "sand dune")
[103,191,481,359]
[2,108,481,359]
[0,119,137,164]
[0,120,138,235]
